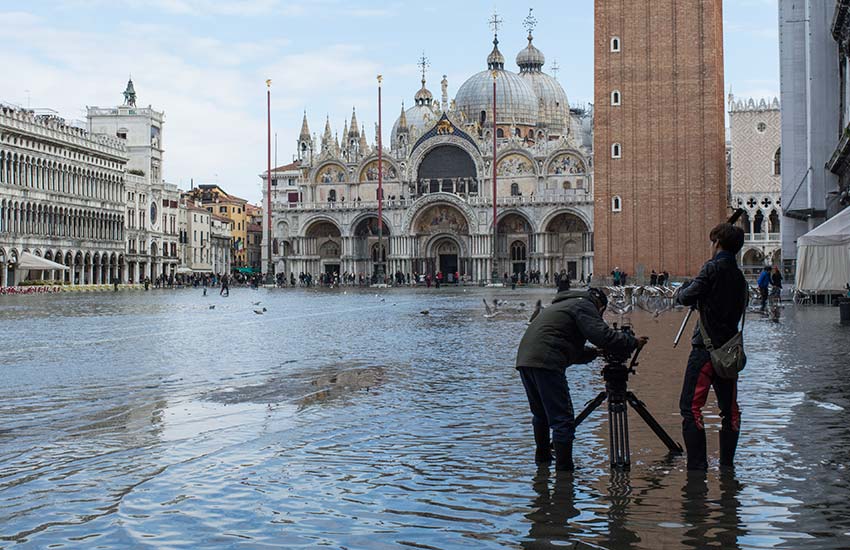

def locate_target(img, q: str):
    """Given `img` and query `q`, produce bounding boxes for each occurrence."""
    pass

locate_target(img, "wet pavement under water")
[0,287,848,549]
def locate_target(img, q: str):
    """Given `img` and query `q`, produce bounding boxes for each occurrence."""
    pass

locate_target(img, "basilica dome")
[516,33,569,133]
[454,38,539,128]
[392,79,441,144]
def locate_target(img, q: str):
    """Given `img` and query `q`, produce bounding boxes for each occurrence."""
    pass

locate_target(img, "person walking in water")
[220,274,230,297]
[757,266,770,312]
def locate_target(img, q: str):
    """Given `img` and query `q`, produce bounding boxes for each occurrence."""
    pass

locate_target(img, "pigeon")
[252,301,261,306]
[209,305,215,310]
[528,300,543,323]
[253,309,264,315]
[420,310,430,315]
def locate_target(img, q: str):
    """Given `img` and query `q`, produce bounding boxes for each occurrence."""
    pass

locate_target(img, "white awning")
[15,252,69,271]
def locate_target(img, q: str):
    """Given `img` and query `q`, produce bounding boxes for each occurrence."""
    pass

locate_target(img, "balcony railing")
[277,191,592,211]
[745,232,780,242]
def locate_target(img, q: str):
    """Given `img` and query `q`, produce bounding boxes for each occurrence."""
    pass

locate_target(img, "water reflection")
[0,290,848,548]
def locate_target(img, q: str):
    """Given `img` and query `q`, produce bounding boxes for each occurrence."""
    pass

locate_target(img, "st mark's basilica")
[264,15,594,283]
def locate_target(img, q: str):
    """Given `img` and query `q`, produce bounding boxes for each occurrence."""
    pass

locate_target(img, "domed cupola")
[454,16,539,129]
[515,9,570,135]
[392,54,440,146]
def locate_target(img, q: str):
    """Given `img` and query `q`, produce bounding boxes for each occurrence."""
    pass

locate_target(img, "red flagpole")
[266,79,272,280]
[492,73,498,283]
[377,75,384,283]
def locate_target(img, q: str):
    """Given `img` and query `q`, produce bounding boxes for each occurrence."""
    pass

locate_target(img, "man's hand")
[636,336,649,350]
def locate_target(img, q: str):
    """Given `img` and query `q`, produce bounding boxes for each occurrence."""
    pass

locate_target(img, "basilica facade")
[263,24,595,282]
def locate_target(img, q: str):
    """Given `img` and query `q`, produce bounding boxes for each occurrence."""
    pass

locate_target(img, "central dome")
[455,38,539,128]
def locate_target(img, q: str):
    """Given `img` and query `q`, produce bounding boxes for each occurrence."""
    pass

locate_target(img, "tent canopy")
[15,252,69,271]
[795,207,850,292]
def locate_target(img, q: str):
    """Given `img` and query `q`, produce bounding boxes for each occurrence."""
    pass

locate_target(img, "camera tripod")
[574,339,683,470]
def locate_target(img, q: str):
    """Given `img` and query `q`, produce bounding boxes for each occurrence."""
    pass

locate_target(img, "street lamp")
[265,78,274,284]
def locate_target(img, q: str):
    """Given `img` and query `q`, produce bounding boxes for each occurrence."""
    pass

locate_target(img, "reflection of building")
[0,105,127,286]
[184,184,249,268]
[87,79,180,282]
[779,0,850,283]
[728,96,783,275]
[264,16,595,282]
[594,0,727,279]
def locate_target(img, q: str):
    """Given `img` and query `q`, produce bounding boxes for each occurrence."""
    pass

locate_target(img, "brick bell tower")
[593,0,727,280]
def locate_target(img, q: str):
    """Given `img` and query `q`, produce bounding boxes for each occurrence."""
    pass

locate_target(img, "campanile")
[593,0,727,279]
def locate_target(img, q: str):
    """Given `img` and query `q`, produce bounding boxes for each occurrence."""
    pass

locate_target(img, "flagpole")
[266,79,273,282]
[377,74,385,285]
[491,70,498,284]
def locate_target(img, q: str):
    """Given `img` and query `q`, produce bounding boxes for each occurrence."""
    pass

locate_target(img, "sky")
[0,0,780,203]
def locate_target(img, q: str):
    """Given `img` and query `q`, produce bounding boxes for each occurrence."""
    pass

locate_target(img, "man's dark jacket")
[677,251,747,347]
[516,290,637,371]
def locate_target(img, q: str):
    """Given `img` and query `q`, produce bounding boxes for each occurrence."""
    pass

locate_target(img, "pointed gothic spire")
[299,110,311,140]
[359,124,369,154]
[321,115,333,154]
[349,107,360,137]
[398,102,409,133]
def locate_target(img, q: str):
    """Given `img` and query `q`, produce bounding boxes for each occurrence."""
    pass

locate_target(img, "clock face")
[150,202,158,226]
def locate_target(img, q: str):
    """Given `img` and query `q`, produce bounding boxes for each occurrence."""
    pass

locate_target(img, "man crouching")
[515,288,645,471]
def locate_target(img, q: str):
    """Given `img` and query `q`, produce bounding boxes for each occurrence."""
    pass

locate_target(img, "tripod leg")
[609,402,630,470]
[626,392,683,454]
[575,391,607,427]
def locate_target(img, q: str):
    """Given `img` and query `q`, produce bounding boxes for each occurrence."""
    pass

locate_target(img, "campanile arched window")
[612,196,622,212]
[611,90,621,106]
[611,143,622,159]
[611,37,621,52]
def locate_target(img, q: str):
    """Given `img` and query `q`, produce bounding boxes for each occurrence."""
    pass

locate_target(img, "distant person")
[220,275,230,297]
[757,266,771,312]
[650,270,658,286]
[770,266,783,301]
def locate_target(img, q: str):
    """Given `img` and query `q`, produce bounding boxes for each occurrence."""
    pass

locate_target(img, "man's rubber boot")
[533,424,552,464]
[683,428,708,471]
[719,429,739,468]
[553,441,575,472]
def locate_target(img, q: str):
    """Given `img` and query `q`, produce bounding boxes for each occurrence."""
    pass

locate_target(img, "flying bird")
[420,310,430,315]
[209,305,215,310]
[483,299,500,319]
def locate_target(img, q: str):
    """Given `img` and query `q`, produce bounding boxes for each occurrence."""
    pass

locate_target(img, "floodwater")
[0,287,848,549]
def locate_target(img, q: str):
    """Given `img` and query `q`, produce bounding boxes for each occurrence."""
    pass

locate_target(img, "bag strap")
[698,281,749,351]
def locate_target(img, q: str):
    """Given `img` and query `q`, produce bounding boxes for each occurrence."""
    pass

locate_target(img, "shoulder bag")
[698,284,748,380]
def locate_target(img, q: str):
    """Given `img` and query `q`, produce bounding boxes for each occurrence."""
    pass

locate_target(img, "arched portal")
[352,215,391,277]
[412,203,470,279]
[545,212,591,281]
[304,219,342,276]
[415,145,478,198]
[497,212,533,276]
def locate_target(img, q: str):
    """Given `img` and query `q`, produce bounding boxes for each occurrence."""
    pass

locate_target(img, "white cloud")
[0,9,386,201]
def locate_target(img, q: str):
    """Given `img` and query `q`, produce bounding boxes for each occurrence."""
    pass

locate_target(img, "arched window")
[496,128,505,138]
[612,196,622,212]
[611,143,622,159]
[611,37,621,52]
[510,241,527,262]
[510,182,520,196]
[611,90,621,106]
[773,147,781,176]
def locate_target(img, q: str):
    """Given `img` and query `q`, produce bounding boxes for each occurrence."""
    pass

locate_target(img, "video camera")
[601,323,637,368]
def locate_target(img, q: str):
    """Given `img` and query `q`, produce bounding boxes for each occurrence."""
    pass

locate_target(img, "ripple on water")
[0,289,849,548]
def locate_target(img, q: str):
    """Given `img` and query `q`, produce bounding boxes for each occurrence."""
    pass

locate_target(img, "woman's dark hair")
[709,223,745,255]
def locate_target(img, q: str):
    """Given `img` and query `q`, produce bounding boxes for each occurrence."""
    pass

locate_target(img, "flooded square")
[1,287,848,549]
